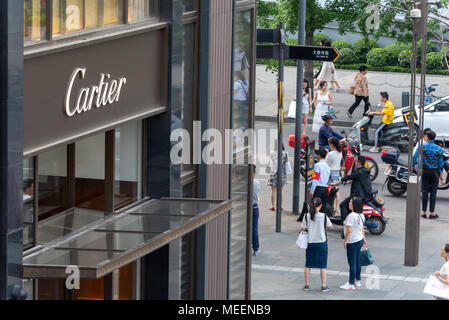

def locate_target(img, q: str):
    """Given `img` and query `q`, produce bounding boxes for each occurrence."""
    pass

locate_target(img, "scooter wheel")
[368,217,386,235]
[387,179,407,197]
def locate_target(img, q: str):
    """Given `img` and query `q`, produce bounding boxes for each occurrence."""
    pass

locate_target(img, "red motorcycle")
[288,134,379,182]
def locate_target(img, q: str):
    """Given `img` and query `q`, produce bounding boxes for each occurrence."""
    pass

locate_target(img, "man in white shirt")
[310,149,331,215]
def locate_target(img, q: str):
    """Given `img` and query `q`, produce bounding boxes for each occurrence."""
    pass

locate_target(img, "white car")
[393,94,449,142]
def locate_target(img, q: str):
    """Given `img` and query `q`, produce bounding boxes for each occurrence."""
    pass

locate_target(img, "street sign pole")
[276,22,286,233]
[293,0,307,216]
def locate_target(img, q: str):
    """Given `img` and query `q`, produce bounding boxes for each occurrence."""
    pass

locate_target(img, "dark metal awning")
[23,198,231,279]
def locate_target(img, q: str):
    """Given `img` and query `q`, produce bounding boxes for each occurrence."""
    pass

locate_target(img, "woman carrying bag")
[340,197,367,291]
[301,198,333,292]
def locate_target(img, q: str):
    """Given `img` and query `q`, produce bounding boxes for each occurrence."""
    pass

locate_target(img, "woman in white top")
[288,79,313,134]
[301,198,333,292]
[312,81,334,133]
[327,138,343,214]
[233,71,249,130]
[434,243,449,299]
[340,197,367,291]
[316,39,340,90]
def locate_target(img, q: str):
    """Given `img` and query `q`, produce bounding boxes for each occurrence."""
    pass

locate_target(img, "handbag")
[360,247,374,266]
[296,231,309,249]
[349,86,355,95]
[287,100,296,118]
[424,275,449,300]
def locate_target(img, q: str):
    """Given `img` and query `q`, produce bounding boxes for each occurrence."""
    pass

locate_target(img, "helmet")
[321,112,337,122]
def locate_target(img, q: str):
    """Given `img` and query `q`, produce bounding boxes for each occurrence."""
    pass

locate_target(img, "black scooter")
[349,107,410,153]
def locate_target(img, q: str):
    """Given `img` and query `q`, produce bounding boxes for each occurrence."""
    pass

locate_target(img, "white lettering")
[65,67,127,118]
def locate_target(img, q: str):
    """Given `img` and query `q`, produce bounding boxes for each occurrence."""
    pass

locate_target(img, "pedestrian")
[318,112,345,150]
[268,142,288,211]
[414,128,432,155]
[340,196,367,291]
[433,243,449,299]
[367,92,395,153]
[347,65,371,119]
[314,39,328,89]
[301,197,333,292]
[331,156,372,223]
[310,148,331,215]
[312,81,334,133]
[288,79,313,134]
[316,39,340,90]
[253,166,261,256]
[327,138,343,214]
[233,71,249,130]
[413,130,444,219]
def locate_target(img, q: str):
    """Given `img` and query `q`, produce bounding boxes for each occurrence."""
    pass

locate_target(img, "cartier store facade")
[0,0,256,300]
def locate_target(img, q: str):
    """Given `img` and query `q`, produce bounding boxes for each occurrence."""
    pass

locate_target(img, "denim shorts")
[329,170,341,183]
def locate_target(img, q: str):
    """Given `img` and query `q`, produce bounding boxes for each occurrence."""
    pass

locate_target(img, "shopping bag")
[296,231,308,249]
[287,100,296,118]
[285,161,293,175]
[359,248,374,266]
[424,275,449,300]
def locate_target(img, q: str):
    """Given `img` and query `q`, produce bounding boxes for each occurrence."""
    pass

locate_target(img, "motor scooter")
[328,186,387,235]
[350,107,409,153]
[382,147,449,197]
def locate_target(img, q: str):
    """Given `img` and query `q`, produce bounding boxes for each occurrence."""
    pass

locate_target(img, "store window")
[24,0,46,42]
[128,0,159,22]
[38,146,68,221]
[75,133,106,211]
[115,121,143,210]
[23,158,35,249]
[52,0,124,37]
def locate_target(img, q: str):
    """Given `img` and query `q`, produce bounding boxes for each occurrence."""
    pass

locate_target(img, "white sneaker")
[339,283,356,290]
[355,281,362,288]
[253,250,261,256]
[369,147,379,153]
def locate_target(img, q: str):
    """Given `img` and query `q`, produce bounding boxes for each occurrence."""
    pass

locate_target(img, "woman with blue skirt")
[301,198,333,292]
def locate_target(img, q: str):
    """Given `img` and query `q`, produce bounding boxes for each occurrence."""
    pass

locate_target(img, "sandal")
[269,207,275,211]
[429,214,439,219]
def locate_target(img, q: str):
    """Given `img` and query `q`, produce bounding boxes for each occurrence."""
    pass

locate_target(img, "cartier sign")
[65,67,127,117]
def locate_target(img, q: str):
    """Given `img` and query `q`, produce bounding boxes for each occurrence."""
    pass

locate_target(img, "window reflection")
[115,122,143,210]
[38,146,68,221]
[23,158,35,248]
[182,0,198,13]
[24,0,46,42]
[128,0,159,22]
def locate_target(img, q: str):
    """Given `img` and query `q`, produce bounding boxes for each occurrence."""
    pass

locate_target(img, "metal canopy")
[23,198,232,279]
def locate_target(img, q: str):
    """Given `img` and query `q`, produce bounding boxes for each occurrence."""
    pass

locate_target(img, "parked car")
[393,94,449,144]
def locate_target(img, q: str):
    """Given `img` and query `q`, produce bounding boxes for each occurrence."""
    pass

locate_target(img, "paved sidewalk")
[256,64,449,126]
[251,121,449,300]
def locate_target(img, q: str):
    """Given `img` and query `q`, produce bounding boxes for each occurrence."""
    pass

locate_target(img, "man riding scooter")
[319,112,346,151]
[330,156,379,230]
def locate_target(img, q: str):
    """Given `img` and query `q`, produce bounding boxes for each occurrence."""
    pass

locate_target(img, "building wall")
[205,0,234,300]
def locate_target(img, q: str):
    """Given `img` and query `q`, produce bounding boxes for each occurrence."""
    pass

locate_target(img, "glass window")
[229,8,254,300]
[38,146,68,221]
[75,133,106,211]
[23,158,35,249]
[52,0,124,37]
[128,0,159,22]
[24,0,47,42]
[115,121,143,210]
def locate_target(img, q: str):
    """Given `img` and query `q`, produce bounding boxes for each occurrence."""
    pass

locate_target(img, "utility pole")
[293,0,307,216]
[405,0,428,267]
[276,22,286,232]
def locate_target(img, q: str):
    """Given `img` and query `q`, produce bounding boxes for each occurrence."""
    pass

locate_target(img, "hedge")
[353,39,379,62]
[332,40,352,51]
[384,43,408,66]
[337,48,356,64]
[398,50,412,68]
[367,48,389,67]
[313,33,332,46]
[426,52,443,71]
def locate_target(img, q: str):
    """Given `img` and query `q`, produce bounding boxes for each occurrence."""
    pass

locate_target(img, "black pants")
[313,186,331,215]
[348,95,371,115]
[422,169,440,212]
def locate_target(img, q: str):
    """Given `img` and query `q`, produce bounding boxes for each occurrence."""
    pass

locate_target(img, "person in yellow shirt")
[368,92,394,153]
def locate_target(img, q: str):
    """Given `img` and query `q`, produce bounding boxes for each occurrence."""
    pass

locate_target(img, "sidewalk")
[255,64,449,126]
